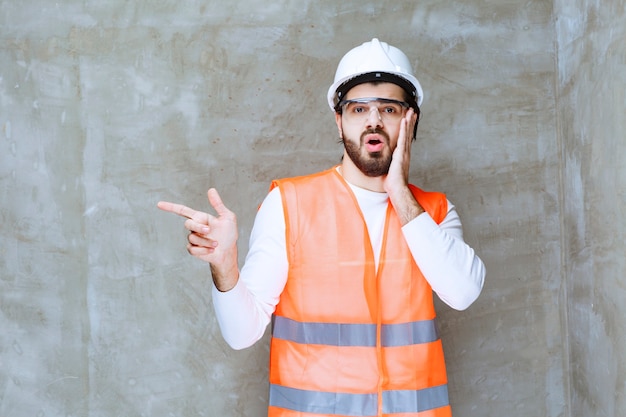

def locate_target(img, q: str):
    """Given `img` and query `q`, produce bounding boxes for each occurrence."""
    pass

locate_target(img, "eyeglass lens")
[341,98,408,122]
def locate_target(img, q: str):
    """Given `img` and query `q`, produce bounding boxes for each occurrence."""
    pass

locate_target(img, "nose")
[365,106,384,129]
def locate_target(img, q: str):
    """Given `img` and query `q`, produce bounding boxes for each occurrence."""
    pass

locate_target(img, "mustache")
[360,128,390,143]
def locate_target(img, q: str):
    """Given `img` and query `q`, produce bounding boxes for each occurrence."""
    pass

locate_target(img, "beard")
[342,128,392,177]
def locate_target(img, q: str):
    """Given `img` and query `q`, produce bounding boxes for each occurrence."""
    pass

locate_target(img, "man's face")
[335,82,408,177]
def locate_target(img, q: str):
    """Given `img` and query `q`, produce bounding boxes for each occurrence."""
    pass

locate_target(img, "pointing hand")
[157,188,239,291]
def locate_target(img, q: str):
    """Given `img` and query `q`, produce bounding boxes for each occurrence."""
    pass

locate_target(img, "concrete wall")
[0,1,622,416]
[555,0,626,415]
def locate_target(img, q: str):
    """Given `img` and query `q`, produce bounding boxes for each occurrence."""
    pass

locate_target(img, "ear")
[335,113,343,138]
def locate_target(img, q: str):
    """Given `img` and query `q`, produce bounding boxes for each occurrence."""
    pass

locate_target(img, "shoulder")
[271,167,338,193]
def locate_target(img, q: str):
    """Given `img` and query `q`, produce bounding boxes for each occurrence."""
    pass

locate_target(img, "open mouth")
[365,137,384,153]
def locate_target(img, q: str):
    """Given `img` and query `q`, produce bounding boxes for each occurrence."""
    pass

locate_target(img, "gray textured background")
[1,1,624,416]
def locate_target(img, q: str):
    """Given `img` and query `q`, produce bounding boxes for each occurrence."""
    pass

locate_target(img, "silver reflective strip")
[269,384,450,415]
[383,385,449,414]
[269,384,378,416]
[272,316,438,347]
[381,319,439,347]
[272,316,376,347]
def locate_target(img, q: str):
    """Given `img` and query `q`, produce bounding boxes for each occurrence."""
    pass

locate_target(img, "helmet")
[327,38,424,112]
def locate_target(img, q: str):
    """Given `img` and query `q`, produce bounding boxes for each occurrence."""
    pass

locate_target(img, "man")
[158,38,485,417]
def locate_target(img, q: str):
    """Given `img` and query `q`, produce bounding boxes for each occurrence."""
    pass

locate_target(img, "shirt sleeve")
[402,200,486,310]
[211,187,288,350]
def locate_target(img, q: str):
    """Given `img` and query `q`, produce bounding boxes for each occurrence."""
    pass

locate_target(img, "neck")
[339,153,387,193]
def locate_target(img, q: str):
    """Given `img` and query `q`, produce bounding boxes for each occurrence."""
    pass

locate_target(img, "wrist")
[210,257,239,292]
[388,186,425,226]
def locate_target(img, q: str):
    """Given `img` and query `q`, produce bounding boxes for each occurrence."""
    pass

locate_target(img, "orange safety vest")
[268,167,451,417]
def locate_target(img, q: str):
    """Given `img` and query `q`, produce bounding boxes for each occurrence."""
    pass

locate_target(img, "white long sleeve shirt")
[212,179,486,350]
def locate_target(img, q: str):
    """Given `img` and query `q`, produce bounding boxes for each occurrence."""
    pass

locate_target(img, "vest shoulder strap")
[408,184,448,225]
[270,167,448,225]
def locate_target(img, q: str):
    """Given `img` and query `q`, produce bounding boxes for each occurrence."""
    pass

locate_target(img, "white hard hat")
[327,38,424,112]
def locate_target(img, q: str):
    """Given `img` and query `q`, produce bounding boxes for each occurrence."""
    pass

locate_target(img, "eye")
[382,106,398,114]
[350,104,367,113]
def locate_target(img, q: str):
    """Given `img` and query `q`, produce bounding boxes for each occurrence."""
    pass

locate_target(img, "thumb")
[207,188,230,217]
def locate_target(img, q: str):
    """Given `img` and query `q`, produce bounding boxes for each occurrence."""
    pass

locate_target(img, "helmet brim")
[327,70,423,112]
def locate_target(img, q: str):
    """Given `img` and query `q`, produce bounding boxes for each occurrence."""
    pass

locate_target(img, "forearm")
[403,206,485,310]
[212,278,275,349]
[211,188,288,349]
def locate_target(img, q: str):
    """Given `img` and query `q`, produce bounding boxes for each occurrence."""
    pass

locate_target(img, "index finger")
[157,201,201,220]
[398,112,411,142]
[405,108,417,125]
[404,109,417,141]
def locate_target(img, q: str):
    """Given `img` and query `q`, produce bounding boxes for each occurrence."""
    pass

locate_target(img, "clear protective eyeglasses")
[338,97,410,123]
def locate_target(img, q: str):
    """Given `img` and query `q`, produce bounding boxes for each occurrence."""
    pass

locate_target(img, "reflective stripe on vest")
[272,316,439,347]
[269,383,449,415]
